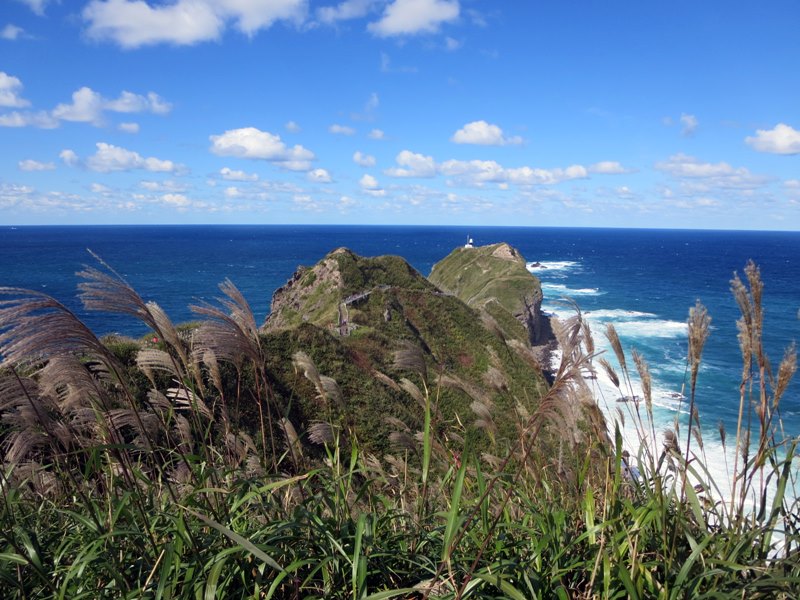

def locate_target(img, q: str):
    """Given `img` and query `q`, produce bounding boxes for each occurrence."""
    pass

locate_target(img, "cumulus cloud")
[220,166,258,181]
[317,0,376,24]
[59,149,79,167]
[85,142,181,173]
[119,121,140,133]
[450,120,523,146]
[1,24,26,40]
[384,151,598,187]
[209,126,315,171]
[105,90,172,114]
[18,159,55,171]
[369,0,459,37]
[285,120,301,132]
[308,168,332,183]
[329,123,356,135]
[162,193,191,207]
[440,160,587,186]
[368,128,385,140]
[0,72,30,108]
[0,110,58,128]
[90,182,113,193]
[745,123,800,155]
[52,87,172,125]
[680,113,698,137]
[588,161,631,174]
[83,0,307,49]
[52,87,105,124]
[353,151,376,167]
[359,173,386,196]
[656,153,768,189]
[385,150,437,178]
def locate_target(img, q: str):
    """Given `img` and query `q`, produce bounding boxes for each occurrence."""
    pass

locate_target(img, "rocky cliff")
[428,242,555,350]
[259,244,594,457]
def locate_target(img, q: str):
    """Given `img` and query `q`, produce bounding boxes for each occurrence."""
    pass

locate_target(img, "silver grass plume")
[393,340,428,383]
[372,370,401,391]
[687,300,711,389]
[773,343,796,409]
[605,323,628,375]
[632,349,653,422]
[279,417,303,470]
[308,421,336,446]
[192,279,262,368]
[599,357,620,389]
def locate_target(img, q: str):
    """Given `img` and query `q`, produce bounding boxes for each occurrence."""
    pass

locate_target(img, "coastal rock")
[258,245,599,459]
[428,242,555,349]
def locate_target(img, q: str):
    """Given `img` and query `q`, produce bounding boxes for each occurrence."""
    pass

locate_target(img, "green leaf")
[181,506,284,574]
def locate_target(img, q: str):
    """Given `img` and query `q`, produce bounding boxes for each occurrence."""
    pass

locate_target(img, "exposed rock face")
[428,242,554,349]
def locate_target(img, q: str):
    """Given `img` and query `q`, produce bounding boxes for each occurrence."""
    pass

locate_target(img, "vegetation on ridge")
[0,251,797,598]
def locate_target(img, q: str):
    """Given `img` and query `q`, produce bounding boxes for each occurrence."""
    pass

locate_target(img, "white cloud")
[220,166,258,181]
[680,113,698,137]
[451,120,523,146]
[385,150,437,178]
[16,0,53,16]
[317,0,376,24]
[52,87,172,125]
[162,193,191,207]
[18,159,55,171]
[588,161,631,174]
[105,90,172,114]
[656,153,768,189]
[353,151,376,167]
[285,120,301,132]
[745,123,800,155]
[369,0,459,37]
[368,128,385,140]
[329,123,356,135]
[59,149,79,167]
[52,87,105,124]
[1,24,25,40]
[359,173,379,189]
[140,179,187,192]
[90,183,113,193]
[83,0,307,49]
[0,110,58,128]
[119,121,140,133]
[86,142,181,173]
[0,72,30,108]
[308,168,332,183]
[359,173,386,196]
[439,159,589,186]
[209,126,315,171]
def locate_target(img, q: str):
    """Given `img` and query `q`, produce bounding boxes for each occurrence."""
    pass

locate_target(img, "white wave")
[610,319,688,339]
[526,260,579,272]
[583,309,656,320]
[541,282,603,296]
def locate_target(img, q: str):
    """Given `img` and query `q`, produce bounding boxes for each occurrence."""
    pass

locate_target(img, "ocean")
[2,225,799,490]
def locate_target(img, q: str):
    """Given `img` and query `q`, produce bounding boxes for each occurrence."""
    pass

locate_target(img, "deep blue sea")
[2,225,799,480]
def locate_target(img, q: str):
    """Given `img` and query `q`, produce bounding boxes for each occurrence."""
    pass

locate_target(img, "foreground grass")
[0,259,798,598]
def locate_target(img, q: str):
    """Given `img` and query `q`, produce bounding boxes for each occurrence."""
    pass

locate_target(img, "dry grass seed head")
[393,340,428,382]
[773,343,797,408]
[605,323,628,373]
[599,357,620,389]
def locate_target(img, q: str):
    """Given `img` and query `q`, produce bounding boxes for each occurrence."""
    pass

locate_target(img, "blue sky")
[1,0,799,228]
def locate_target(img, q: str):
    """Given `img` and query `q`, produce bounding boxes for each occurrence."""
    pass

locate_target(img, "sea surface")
[2,225,799,488]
